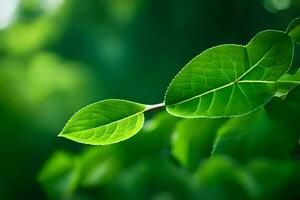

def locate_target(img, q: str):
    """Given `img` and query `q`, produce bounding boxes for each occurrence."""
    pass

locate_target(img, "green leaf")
[287,17,300,45]
[59,99,149,145]
[276,68,300,97]
[171,118,225,171]
[165,30,293,118]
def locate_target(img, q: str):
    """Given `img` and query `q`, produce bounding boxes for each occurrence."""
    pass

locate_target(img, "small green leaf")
[165,30,293,118]
[287,17,300,45]
[276,68,300,97]
[59,99,149,145]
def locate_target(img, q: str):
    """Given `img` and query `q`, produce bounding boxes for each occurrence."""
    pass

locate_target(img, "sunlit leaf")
[59,99,148,145]
[287,17,300,45]
[165,30,293,118]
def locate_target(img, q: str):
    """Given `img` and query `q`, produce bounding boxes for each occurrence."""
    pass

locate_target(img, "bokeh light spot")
[0,0,19,29]
[263,0,291,13]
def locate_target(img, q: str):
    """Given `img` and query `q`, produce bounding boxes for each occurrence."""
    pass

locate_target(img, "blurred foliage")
[212,99,299,162]
[0,0,300,199]
[172,118,225,171]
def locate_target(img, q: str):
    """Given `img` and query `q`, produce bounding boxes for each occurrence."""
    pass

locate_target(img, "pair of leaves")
[59,18,300,145]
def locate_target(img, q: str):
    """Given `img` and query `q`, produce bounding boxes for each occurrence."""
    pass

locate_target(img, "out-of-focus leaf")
[59,99,148,145]
[287,17,300,45]
[79,146,122,187]
[0,53,93,130]
[119,111,179,157]
[171,118,225,171]
[38,151,81,200]
[194,156,258,200]
[212,102,299,161]
[247,159,300,200]
[108,155,195,200]
[165,31,293,118]
[2,0,68,55]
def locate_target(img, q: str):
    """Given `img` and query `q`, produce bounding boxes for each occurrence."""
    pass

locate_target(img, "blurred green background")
[0,0,300,199]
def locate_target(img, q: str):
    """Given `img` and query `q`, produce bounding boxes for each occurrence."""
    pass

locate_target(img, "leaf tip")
[57,132,64,137]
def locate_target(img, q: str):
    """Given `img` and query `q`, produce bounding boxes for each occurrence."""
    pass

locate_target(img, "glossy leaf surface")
[165,31,293,118]
[59,99,147,145]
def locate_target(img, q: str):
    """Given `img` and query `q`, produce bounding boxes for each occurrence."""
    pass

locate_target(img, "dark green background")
[0,0,299,199]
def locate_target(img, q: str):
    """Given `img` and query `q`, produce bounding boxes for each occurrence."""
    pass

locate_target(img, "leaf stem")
[146,102,165,112]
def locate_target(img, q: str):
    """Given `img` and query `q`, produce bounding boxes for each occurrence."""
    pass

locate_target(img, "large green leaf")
[165,30,293,118]
[287,17,300,45]
[59,99,149,145]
